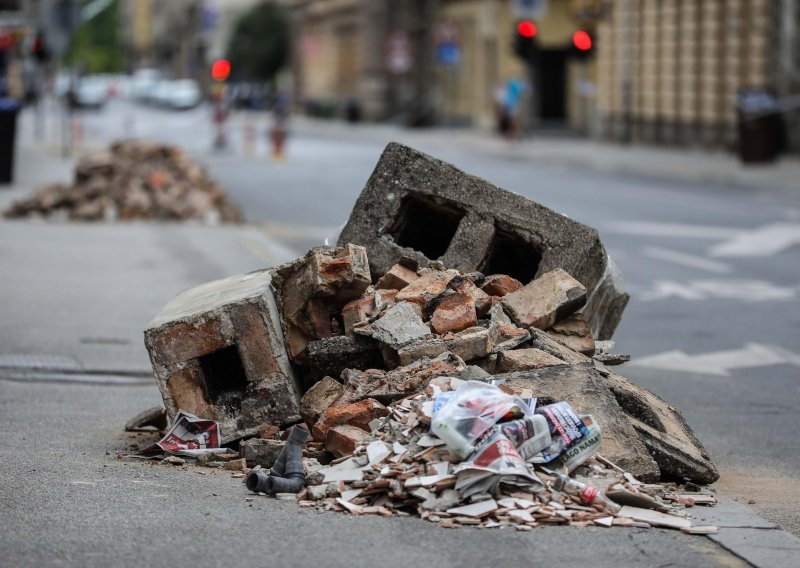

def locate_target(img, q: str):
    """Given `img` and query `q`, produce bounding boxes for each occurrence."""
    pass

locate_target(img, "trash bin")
[737,90,782,164]
[0,98,21,184]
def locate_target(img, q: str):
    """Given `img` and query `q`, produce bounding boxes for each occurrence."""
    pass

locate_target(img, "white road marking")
[642,246,732,274]
[604,221,741,240]
[708,223,800,257]
[628,343,800,376]
[642,279,796,302]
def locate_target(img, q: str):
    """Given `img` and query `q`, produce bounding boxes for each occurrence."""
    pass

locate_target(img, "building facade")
[595,0,788,151]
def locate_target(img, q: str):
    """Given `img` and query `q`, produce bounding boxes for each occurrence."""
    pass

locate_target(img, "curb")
[693,496,800,567]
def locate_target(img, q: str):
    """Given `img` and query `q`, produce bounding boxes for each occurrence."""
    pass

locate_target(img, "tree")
[67,0,124,74]
[226,1,290,82]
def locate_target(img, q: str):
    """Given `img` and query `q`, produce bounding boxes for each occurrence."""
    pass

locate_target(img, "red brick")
[481,274,523,297]
[449,276,492,317]
[300,376,344,426]
[430,293,477,334]
[545,313,595,355]
[312,398,388,442]
[396,269,458,307]
[257,424,280,439]
[325,425,369,458]
[166,364,217,420]
[497,348,568,372]
[376,263,420,290]
[342,296,374,335]
[152,318,227,364]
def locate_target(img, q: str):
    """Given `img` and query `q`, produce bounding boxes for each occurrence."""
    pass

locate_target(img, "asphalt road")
[3,99,798,563]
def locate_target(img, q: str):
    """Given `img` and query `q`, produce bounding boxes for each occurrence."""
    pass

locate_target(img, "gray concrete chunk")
[337,142,628,338]
[370,301,431,349]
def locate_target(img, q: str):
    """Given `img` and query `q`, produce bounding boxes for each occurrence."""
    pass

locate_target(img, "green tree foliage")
[68,0,124,73]
[226,1,290,81]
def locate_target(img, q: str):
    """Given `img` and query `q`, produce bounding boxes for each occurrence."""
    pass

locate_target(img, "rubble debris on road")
[136,142,721,533]
[4,140,242,223]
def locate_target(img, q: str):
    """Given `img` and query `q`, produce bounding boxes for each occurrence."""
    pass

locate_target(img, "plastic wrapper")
[431,381,531,458]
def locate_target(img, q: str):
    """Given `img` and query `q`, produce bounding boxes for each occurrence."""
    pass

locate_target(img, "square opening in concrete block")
[198,345,248,405]
[390,195,464,260]
[480,229,542,284]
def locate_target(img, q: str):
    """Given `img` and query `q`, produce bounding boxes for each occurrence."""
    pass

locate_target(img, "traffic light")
[570,30,594,59]
[31,33,50,63]
[211,59,231,82]
[513,20,539,64]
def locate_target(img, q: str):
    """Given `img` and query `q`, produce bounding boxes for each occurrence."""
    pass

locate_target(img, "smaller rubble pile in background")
[4,140,242,223]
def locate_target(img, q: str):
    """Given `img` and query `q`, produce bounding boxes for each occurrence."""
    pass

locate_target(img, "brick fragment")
[272,244,371,362]
[430,293,477,334]
[300,376,344,426]
[224,458,247,471]
[312,399,388,442]
[448,275,492,317]
[376,263,419,290]
[496,348,569,372]
[325,425,369,458]
[529,328,592,365]
[340,352,465,404]
[481,274,523,297]
[501,268,587,330]
[396,269,459,307]
[342,295,374,335]
[545,314,595,356]
[258,424,280,440]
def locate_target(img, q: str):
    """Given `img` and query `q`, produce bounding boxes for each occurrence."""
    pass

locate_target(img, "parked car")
[70,76,109,109]
[162,79,202,110]
[131,68,161,101]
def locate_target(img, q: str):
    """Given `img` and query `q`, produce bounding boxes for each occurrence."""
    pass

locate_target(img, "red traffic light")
[573,30,592,51]
[211,59,231,82]
[517,21,537,39]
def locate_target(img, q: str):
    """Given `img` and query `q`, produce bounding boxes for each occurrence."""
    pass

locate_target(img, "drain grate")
[0,353,83,371]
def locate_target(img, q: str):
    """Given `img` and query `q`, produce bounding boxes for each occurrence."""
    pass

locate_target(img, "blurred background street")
[1,0,800,566]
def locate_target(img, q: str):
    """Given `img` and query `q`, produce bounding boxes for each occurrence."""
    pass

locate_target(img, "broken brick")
[312,399,388,442]
[376,263,419,291]
[481,274,523,297]
[300,376,344,426]
[144,270,301,438]
[448,275,492,317]
[272,244,371,363]
[501,268,587,330]
[325,425,370,458]
[258,424,280,440]
[340,352,466,404]
[545,314,595,356]
[430,293,477,334]
[342,295,374,335]
[395,269,459,308]
[496,348,569,372]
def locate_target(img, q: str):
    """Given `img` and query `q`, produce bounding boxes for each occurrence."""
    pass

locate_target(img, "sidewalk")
[2,142,799,567]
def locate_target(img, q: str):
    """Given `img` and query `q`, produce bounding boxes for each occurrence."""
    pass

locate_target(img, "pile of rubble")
[293,380,717,531]
[4,140,242,222]
[137,142,720,533]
